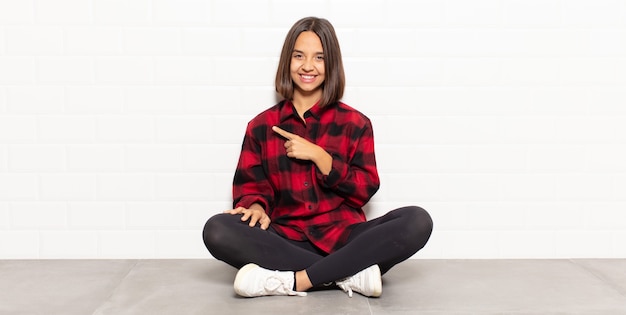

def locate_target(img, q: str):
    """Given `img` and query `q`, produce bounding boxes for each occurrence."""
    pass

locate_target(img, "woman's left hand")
[272,126,332,174]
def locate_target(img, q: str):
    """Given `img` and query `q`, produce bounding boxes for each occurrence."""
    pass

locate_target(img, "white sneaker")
[336,265,382,298]
[234,263,307,297]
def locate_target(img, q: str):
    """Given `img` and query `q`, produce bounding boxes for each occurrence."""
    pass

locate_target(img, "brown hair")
[275,17,345,108]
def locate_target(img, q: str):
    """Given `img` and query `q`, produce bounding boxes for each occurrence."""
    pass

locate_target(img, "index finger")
[272,126,296,140]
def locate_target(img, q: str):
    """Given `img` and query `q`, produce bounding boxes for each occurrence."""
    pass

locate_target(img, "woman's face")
[290,31,325,99]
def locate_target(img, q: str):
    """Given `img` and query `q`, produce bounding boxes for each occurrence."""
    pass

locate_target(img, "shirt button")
[308,205,312,210]
[304,181,309,187]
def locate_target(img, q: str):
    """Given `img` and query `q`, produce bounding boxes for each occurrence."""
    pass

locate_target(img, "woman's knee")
[202,213,237,251]
[397,206,433,245]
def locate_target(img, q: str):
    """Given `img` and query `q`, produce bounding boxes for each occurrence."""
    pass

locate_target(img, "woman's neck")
[292,91,321,119]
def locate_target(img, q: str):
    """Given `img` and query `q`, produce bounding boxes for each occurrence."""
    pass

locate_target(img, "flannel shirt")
[232,100,380,253]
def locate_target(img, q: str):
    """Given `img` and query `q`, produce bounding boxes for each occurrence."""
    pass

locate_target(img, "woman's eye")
[316,55,324,60]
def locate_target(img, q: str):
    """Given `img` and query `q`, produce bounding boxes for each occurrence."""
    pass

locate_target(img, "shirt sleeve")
[232,122,274,213]
[316,119,380,208]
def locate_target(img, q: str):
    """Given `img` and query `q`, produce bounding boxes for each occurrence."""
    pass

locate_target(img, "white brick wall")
[1,0,625,259]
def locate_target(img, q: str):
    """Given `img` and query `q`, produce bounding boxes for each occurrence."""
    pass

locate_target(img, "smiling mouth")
[300,74,316,82]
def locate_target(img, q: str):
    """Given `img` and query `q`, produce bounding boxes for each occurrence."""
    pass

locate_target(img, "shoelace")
[336,278,354,298]
[265,273,307,297]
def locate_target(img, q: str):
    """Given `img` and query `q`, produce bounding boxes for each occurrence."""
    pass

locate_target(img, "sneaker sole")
[234,263,260,297]
[369,265,382,297]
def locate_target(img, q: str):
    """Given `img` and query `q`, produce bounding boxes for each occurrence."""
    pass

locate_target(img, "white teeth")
[301,75,315,79]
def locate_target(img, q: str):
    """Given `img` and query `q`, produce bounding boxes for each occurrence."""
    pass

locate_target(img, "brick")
[125,144,183,171]
[269,1,329,26]
[613,175,626,202]
[95,57,153,84]
[382,173,443,202]
[97,174,155,201]
[40,231,98,258]
[443,58,502,86]
[524,202,585,229]
[182,28,242,55]
[38,115,97,143]
[242,28,293,57]
[211,0,270,26]
[0,145,7,171]
[612,231,626,256]
[183,144,243,172]
[526,145,588,172]
[5,26,63,55]
[68,202,126,229]
[8,144,66,172]
[154,57,212,84]
[7,86,64,114]
[466,202,526,230]
[383,0,443,27]
[437,230,499,258]
[500,58,560,85]
[555,231,612,257]
[0,231,39,259]
[377,144,469,173]
[0,57,35,83]
[530,87,589,116]
[584,203,626,229]
[35,0,92,25]
[211,172,232,201]
[183,86,242,115]
[443,0,503,27]
[560,58,618,85]
[0,88,5,112]
[556,174,614,202]
[66,86,124,113]
[153,0,210,26]
[562,0,625,27]
[67,145,124,171]
[10,202,67,228]
[40,174,96,201]
[127,202,184,228]
[155,115,212,144]
[353,29,415,57]
[0,174,38,201]
[498,231,556,258]
[328,0,385,27]
[0,202,8,229]
[93,0,152,26]
[501,0,561,27]
[123,28,181,55]
[210,115,249,144]
[99,231,156,257]
[499,174,557,202]
[96,115,155,143]
[240,87,278,113]
[212,57,274,85]
[468,145,527,173]
[125,86,183,113]
[0,1,34,25]
[155,174,213,201]
[38,57,95,84]
[65,27,123,55]
[0,116,37,143]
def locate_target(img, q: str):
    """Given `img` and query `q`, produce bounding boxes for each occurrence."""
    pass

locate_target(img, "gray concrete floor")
[1,259,625,315]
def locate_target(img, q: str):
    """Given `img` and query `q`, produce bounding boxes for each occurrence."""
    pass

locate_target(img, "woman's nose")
[302,58,314,71]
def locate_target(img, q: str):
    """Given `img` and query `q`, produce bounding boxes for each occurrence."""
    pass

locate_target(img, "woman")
[203,16,433,298]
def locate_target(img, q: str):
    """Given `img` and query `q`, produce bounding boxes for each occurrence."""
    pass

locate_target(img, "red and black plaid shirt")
[233,100,380,253]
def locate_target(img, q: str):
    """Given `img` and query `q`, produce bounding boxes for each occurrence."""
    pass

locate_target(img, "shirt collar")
[279,99,325,122]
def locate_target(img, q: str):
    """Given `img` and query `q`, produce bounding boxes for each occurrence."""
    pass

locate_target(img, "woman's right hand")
[224,205,271,230]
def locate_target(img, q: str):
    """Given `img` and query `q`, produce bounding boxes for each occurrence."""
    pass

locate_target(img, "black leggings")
[202,206,433,286]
